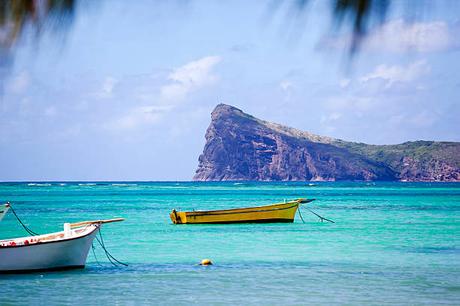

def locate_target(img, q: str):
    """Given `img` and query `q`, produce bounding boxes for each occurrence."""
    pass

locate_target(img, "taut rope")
[94,224,128,267]
[303,207,335,223]
[7,202,40,236]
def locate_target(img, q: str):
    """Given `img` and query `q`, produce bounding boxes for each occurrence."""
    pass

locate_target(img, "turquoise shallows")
[0,182,459,305]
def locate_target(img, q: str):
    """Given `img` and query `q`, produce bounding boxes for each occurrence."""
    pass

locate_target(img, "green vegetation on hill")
[334,141,460,181]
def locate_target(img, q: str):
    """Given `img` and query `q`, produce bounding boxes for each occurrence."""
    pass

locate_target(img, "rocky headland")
[193,104,460,182]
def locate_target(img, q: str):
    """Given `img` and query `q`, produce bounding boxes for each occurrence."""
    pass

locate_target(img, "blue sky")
[1,0,459,181]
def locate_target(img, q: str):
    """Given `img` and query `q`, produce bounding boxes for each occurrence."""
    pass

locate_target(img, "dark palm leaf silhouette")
[0,0,427,89]
[0,0,76,96]
[0,0,393,56]
[0,0,75,49]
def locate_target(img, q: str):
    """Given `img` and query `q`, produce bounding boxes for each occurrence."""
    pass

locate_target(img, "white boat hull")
[0,226,99,273]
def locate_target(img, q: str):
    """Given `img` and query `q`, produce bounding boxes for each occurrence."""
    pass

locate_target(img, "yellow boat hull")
[170,199,311,224]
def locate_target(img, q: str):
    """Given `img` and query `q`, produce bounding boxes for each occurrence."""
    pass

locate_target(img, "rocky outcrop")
[193,104,460,182]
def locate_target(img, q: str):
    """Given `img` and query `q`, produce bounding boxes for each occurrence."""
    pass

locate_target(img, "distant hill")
[193,104,460,181]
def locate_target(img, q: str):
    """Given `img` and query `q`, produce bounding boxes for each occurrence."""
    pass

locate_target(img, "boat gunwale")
[180,200,301,215]
[0,225,99,249]
[183,202,300,217]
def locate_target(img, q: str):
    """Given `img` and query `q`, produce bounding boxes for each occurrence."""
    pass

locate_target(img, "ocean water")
[0,182,459,305]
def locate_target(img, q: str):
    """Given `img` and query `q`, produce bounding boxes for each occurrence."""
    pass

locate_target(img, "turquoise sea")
[0,182,459,305]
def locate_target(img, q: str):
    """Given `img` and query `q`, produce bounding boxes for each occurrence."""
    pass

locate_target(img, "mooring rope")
[298,206,306,223]
[7,202,40,236]
[303,207,335,223]
[94,225,128,267]
[91,242,102,266]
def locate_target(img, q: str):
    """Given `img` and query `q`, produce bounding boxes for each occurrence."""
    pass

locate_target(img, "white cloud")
[104,55,222,132]
[320,55,442,142]
[322,19,456,53]
[160,56,221,102]
[321,59,432,135]
[367,20,451,53]
[108,105,173,131]
[360,60,430,88]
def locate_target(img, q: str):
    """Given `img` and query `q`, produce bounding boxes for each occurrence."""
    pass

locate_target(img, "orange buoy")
[200,259,213,266]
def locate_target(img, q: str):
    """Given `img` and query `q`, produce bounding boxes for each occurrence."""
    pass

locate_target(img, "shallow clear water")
[1,182,459,305]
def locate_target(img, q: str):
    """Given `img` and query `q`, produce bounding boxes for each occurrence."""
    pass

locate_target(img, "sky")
[1,0,459,181]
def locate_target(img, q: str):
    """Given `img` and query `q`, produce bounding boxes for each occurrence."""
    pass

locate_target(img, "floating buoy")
[200,259,213,266]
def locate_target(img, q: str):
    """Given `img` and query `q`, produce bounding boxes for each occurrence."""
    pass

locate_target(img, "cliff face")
[193,104,460,182]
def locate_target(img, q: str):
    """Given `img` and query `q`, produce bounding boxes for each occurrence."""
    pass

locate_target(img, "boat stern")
[170,209,187,224]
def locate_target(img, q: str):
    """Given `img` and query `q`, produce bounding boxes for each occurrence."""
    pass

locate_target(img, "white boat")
[0,203,124,273]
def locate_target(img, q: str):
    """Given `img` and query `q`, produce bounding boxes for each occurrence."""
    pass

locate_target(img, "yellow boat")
[169,198,314,224]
